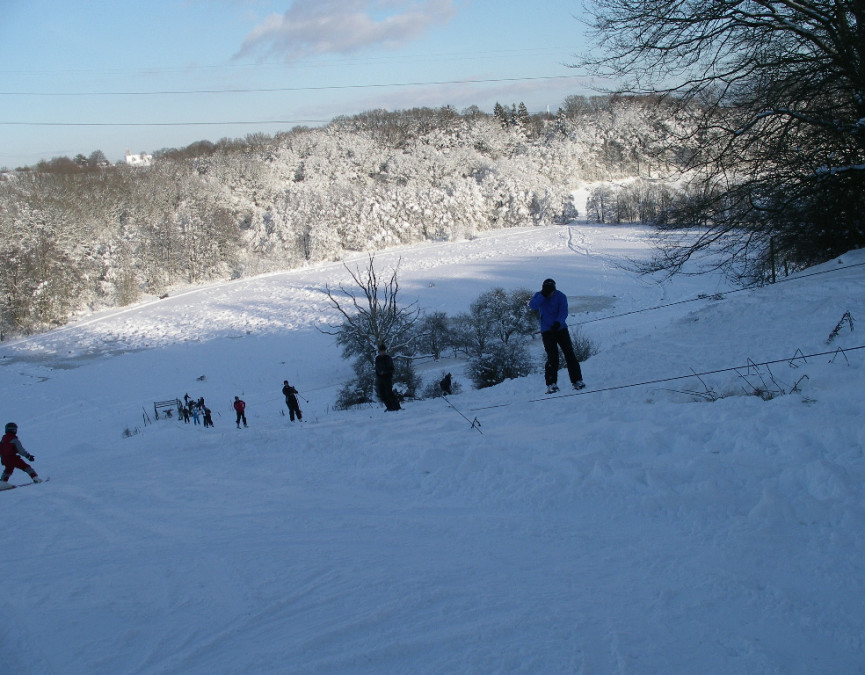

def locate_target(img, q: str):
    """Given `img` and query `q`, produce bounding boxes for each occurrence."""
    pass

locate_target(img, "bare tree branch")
[580,0,865,279]
[320,254,421,362]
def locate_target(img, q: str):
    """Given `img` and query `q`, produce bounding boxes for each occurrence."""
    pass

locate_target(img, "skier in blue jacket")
[529,278,585,393]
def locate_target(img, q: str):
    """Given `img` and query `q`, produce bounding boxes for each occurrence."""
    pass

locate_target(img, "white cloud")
[235,0,458,61]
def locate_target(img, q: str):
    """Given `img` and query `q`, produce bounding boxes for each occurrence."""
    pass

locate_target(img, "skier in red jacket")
[233,396,248,429]
[0,422,43,489]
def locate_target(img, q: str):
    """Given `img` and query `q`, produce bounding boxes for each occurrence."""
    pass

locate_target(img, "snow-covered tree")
[1,97,692,334]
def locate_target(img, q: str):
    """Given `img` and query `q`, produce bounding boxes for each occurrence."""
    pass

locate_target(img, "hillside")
[0,98,687,333]
[1,225,864,673]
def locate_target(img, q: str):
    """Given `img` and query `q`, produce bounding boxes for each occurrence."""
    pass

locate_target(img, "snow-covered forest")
[0,95,687,334]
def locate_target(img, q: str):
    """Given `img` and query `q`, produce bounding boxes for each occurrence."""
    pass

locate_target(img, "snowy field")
[1,225,864,674]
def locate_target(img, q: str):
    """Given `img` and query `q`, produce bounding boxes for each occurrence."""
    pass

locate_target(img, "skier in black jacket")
[439,372,453,396]
[282,380,303,421]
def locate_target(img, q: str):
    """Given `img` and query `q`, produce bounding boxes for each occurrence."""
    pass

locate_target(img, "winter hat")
[5,422,17,434]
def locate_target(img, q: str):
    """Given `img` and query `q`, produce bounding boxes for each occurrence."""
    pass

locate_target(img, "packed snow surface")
[1,225,864,674]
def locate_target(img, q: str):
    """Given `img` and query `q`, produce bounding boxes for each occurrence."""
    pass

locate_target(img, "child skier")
[0,422,43,489]
[233,396,248,428]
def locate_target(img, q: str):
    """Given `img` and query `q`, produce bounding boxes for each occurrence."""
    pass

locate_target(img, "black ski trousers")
[542,327,583,386]
[376,376,401,411]
[285,397,303,421]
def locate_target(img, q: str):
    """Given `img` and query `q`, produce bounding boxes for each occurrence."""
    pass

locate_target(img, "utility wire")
[0,74,583,98]
[0,72,582,128]
[0,119,329,128]
[0,47,575,77]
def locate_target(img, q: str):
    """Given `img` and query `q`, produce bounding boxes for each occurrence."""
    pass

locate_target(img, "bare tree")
[582,0,865,279]
[321,255,421,362]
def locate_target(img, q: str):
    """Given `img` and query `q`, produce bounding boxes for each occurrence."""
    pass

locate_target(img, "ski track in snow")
[1,225,864,673]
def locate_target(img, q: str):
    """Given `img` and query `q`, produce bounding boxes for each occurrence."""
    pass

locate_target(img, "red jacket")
[1,433,30,464]
[233,399,246,412]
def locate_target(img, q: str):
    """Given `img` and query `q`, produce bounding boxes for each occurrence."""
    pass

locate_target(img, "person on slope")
[0,422,43,489]
[282,381,303,422]
[439,372,453,396]
[374,344,402,411]
[233,396,248,429]
[529,278,585,394]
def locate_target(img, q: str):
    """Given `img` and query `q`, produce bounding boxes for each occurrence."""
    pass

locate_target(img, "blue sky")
[0,0,596,168]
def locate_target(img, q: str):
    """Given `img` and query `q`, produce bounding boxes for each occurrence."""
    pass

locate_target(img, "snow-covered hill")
[2,226,864,673]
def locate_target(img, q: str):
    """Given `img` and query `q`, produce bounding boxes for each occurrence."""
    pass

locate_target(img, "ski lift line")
[441,394,484,434]
[467,344,865,411]
[581,261,865,326]
[580,295,711,324]
[765,260,865,285]
[527,345,865,403]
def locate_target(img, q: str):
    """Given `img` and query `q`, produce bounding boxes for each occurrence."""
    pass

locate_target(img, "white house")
[125,150,152,167]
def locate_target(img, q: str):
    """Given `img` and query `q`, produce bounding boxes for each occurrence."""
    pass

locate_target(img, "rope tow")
[467,345,865,411]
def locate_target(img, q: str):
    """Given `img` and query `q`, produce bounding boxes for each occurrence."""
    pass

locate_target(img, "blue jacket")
[529,289,569,333]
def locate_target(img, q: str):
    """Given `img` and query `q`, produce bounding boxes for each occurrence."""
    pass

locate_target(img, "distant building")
[125,150,152,167]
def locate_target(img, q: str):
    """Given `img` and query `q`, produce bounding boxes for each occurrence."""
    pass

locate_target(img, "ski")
[0,477,50,491]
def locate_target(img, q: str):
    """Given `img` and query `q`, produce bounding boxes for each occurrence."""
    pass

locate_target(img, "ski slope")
[1,225,864,673]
